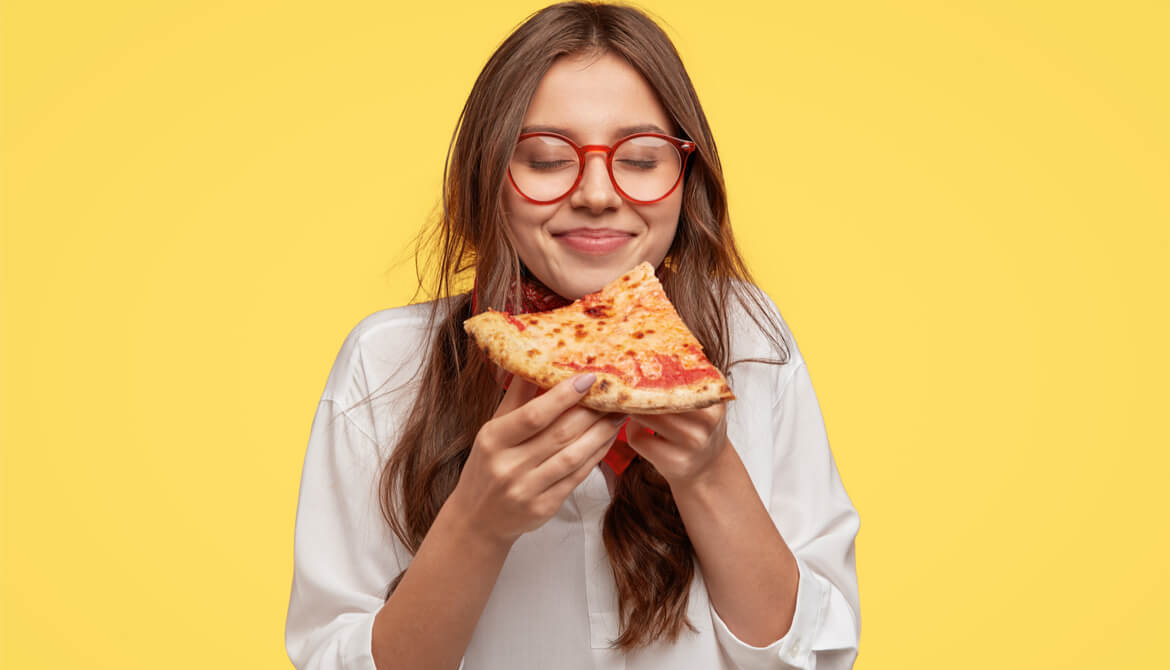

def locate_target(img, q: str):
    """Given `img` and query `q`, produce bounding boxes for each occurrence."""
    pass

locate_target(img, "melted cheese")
[508,269,719,389]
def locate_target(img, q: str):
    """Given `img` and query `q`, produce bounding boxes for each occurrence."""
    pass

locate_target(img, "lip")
[553,227,634,238]
[553,228,634,254]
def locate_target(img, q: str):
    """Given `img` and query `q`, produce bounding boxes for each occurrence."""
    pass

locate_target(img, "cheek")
[500,191,558,270]
[650,196,684,247]
[501,191,537,237]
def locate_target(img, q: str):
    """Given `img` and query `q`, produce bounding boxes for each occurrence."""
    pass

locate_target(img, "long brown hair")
[367,1,789,652]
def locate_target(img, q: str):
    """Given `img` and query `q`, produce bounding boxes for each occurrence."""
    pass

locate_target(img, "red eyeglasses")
[507,131,696,205]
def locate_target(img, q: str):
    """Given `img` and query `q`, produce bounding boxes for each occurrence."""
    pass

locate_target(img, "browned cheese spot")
[553,327,561,334]
[626,350,636,357]
[646,329,655,334]
[586,355,596,364]
[527,319,538,325]
[527,349,538,357]
[622,275,630,282]
[575,330,588,341]
[633,331,644,339]
[557,340,565,347]
[598,380,611,392]
[583,304,611,319]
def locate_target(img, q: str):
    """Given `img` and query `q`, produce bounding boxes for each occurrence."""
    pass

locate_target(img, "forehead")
[523,51,674,141]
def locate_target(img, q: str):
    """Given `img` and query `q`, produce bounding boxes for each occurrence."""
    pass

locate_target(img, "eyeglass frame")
[506,131,697,205]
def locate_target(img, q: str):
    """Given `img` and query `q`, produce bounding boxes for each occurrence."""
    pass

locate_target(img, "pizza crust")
[578,371,734,414]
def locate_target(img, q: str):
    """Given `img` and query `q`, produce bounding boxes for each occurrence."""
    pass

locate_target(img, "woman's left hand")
[624,402,730,488]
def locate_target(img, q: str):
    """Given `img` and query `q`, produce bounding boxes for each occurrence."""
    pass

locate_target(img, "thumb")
[493,373,540,418]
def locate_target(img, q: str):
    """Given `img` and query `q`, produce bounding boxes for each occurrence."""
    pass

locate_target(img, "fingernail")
[573,373,597,393]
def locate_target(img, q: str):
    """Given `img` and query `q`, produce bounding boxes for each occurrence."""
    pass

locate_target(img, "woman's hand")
[448,373,627,547]
[625,403,731,489]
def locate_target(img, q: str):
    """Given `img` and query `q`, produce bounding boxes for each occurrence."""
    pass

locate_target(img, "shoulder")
[345,299,446,354]
[320,297,459,407]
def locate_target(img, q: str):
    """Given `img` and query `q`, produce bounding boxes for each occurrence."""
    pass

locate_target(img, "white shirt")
[285,290,861,669]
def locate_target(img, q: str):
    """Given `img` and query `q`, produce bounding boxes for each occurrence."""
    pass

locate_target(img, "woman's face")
[502,50,683,300]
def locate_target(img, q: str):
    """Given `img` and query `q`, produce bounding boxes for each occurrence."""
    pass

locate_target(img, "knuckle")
[530,498,558,519]
[549,422,575,445]
[477,420,501,448]
[553,450,578,473]
[486,458,511,484]
[503,484,526,506]
[517,407,543,433]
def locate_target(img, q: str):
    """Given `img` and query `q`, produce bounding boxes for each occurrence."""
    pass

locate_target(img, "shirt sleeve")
[710,359,861,670]
[284,397,402,670]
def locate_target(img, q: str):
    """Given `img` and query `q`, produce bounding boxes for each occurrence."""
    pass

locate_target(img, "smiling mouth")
[553,230,634,254]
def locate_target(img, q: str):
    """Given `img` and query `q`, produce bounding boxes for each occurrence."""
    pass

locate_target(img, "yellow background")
[3,1,1167,668]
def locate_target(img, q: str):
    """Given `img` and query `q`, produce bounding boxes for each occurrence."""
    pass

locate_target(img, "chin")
[549,280,596,301]
[560,264,632,299]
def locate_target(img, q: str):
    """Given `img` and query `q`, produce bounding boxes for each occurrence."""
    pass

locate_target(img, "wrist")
[439,491,517,555]
[668,437,736,496]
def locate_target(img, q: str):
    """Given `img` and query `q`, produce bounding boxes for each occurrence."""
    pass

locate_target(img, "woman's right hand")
[447,372,626,547]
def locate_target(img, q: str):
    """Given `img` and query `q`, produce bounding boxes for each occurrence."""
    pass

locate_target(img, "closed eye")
[528,160,576,170]
[617,159,660,170]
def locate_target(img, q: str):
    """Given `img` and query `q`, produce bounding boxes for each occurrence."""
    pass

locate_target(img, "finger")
[625,416,665,443]
[508,406,616,469]
[493,373,541,418]
[528,411,625,494]
[537,425,622,505]
[625,419,669,449]
[495,373,600,445]
[628,405,721,442]
[626,414,664,434]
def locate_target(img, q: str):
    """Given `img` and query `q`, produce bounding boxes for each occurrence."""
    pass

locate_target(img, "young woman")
[285,3,860,669]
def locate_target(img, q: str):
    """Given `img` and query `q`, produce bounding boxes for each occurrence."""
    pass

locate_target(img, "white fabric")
[285,289,861,669]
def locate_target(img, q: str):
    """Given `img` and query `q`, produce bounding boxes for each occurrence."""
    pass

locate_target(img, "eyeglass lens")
[510,135,683,202]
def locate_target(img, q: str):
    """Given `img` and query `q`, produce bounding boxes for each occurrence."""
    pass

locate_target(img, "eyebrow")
[519,123,670,139]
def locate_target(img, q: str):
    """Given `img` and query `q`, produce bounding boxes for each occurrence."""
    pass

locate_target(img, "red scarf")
[472,272,642,476]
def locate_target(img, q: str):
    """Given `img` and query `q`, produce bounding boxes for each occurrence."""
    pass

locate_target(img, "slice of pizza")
[463,262,735,414]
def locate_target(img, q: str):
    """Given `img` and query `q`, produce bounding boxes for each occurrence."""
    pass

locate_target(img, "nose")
[570,151,622,213]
